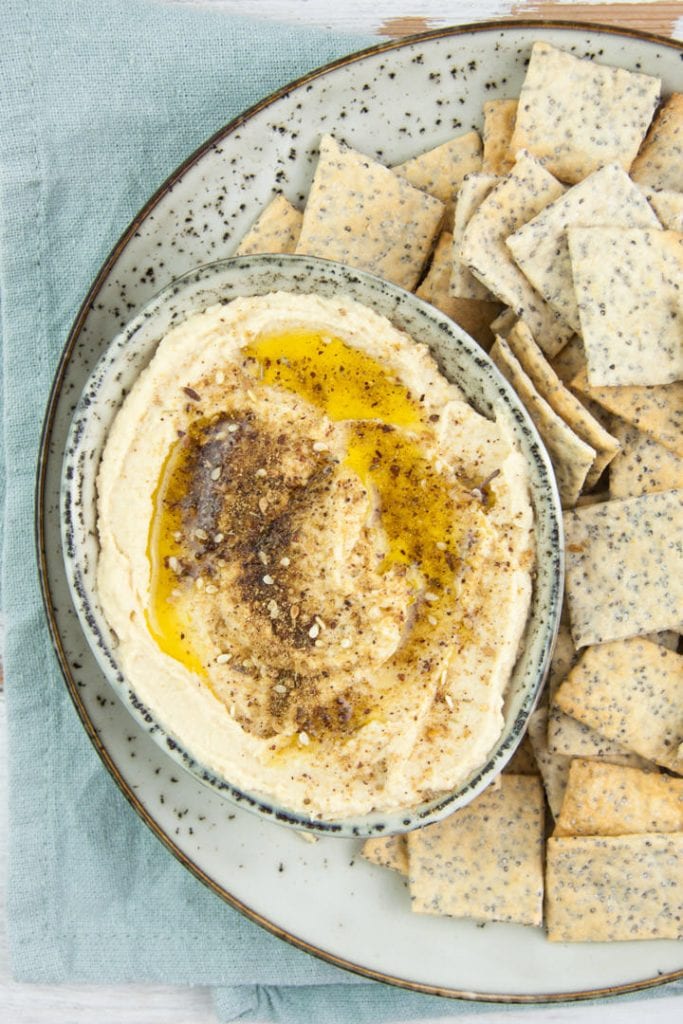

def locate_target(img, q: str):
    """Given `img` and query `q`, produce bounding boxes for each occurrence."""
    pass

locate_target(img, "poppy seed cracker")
[553,638,683,774]
[235,194,303,256]
[450,173,498,300]
[631,93,683,192]
[393,129,483,223]
[407,775,544,927]
[296,133,444,291]
[362,835,409,875]
[609,420,683,500]
[510,41,660,185]
[459,151,573,356]
[546,833,683,941]
[507,163,660,333]
[568,227,683,388]
[482,98,518,175]
[563,490,683,647]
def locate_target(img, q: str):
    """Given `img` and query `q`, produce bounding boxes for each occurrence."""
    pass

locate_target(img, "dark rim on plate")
[35,19,683,1003]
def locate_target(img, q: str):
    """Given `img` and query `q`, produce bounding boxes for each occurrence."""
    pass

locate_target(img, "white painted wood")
[3,2,682,1020]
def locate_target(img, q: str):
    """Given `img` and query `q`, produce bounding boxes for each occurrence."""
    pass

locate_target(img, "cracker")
[554,638,683,774]
[527,706,571,819]
[548,709,655,767]
[296,134,444,291]
[643,186,683,232]
[568,227,683,387]
[550,334,586,385]
[450,173,498,299]
[482,99,518,175]
[563,490,683,646]
[507,163,660,333]
[505,320,619,490]
[510,41,660,185]
[555,759,683,837]
[459,151,573,356]
[571,368,683,458]
[415,231,501,349]
[546,833,683,942]
[235,194,302,256]
[393,130,483,219]
[407,775,544,926]
[491,336,595,507]
[361,835,409,875]
[631,93,683,192]
[609,420,683,500]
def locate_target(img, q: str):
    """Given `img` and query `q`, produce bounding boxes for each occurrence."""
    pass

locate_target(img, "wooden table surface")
[3,1,683,1021]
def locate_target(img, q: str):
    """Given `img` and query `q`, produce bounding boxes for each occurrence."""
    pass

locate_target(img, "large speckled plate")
[38,21,683,1001]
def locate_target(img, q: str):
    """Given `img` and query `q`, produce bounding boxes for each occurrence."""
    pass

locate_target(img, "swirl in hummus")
[97,292,534,819]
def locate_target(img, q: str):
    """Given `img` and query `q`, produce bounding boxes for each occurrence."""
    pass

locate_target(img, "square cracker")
[459,151,573,356]
[554,639,683,774]
[450,173,498,300]
[296,134,444,291]
[482,99,518,175]
[571,368,683,458]
[361,835,408,875]
[631,93,683,192]
[510,41,660,185]
[415,231,501,349]
[505,320,619,490]
[609,420,683,500]
[546,833,683,941]
[568,227,683,388]
[491,336,595,507]
[408,775,544,926]
[563,490,683,646]
[507,163,660,333]
[554,759,683,837]
[550,334,585,386]
[392,130,482,214]
[235,194,302,255]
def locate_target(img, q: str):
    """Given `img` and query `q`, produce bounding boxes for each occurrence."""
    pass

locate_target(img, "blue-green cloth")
[1,2,681,1021]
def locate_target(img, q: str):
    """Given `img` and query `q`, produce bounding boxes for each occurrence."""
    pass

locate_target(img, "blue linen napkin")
[1,2,682,1021]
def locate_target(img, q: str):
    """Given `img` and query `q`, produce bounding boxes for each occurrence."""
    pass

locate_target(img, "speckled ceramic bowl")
[62,252,562,837]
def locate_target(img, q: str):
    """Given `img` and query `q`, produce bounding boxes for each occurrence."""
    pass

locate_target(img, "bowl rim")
[58,251,564,837]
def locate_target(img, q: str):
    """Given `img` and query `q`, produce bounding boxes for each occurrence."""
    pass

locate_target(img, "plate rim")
[35,17,683,1003]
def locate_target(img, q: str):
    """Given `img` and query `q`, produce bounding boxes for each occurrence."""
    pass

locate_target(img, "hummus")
[97,292,535,819]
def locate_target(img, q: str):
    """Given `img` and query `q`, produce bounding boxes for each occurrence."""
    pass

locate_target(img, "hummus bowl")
[62,253,563,836]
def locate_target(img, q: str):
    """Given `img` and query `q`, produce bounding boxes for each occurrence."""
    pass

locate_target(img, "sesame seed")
[262,574,275,585]
[194,528,208,540]
[172,531,182,542]
[227,423,239,433]
[314,639,323,648]
[314,616,326,630]
[445,693,454,710]
[247,389,257,403]
[229,704,236,716]
[211,466,221,481]
[215,370,225,385]
[214,533,224,544]
[274,684,287,694]
[424,591,439,603]
[205,584,218,594]
[258,497,269,514]
[280,556,290,567]
[168,556,180,573]
[258,550,269,565]
[427,615,437,626]
[195,577,204,590]
[267,599,279,619]
[215,653,232,665]
[298,731,310,746]
[214,431,226,441]
[255,467,267,478]
[312,441,328,452]
[436,541,447,551]
[340,638,352,649]
[171,588,182,598]
[308,623,320,639]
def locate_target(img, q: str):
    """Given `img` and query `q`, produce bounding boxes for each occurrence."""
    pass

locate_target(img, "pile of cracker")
[233,39,682,942]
